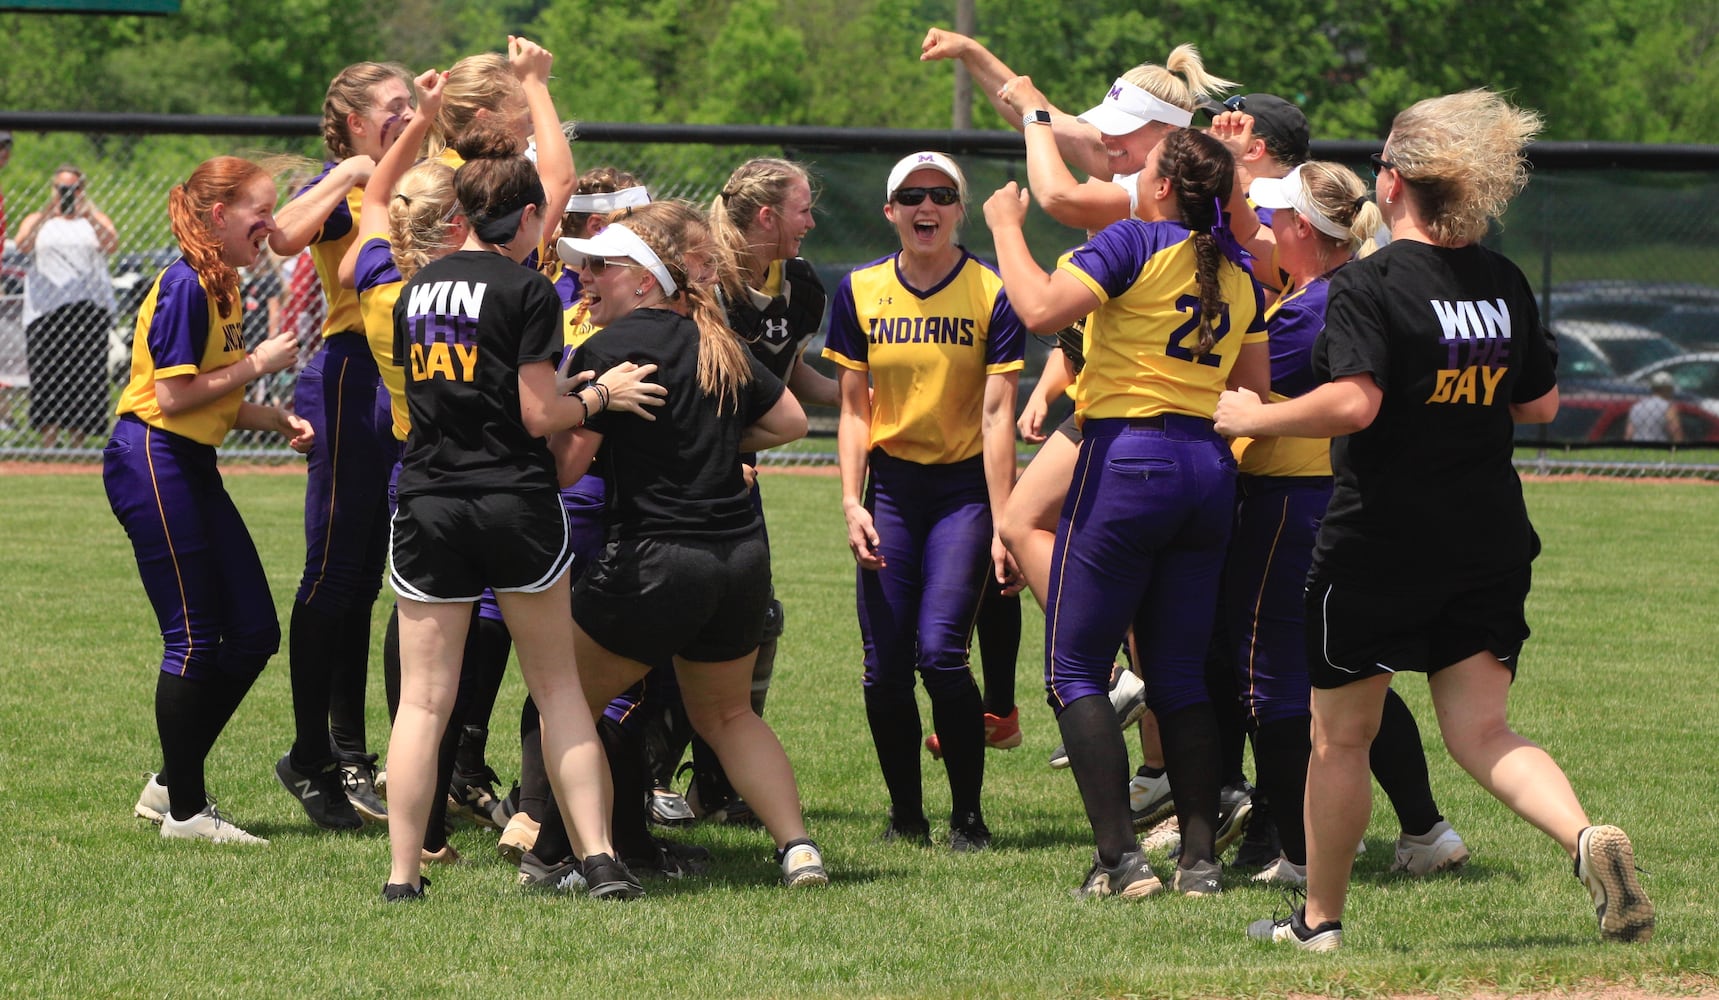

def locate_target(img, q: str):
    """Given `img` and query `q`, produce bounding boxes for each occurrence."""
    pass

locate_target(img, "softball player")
[985,128,1268,897]
[113,157,313,845]
[1220,90,1652,949]
[268,61,416,830]
[825,152,1024,851]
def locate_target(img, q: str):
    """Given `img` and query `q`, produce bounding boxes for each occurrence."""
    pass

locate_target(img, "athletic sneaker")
[1073,847,1163,900]
[134,772,171,824]
[517,852,586,893]
[274,753,363,831]
[1049,669,1146,770]
[881,813,932,845]
[497,813,540,864]
[581,853,646,900]
[1128,766,1175,831]
[160,804,269,845]
[1252,855,1308,885]
[1575,824,1654,943]
[1248,905,1342,952]
[338,751,388,824]
[624,837,712,879]
[1233,799,1283,870]
[448,765,511,830]
[1141,816,1181,853]
[1171,858,1223,896]
[948,811,992,853]
[1391,820,1471,876]
[1111,667,1147,728]
[421,844,464,865]
[646,784,695,827]
[382,876,429,902]
[1213,781,1255,856]
[926,706,1022,759]
[778,838,829,889]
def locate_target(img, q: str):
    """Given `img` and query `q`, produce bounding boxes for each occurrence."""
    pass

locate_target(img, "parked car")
[1552,320,1683,381]
[1548,282,1719,352]
[1516,383,1719,444]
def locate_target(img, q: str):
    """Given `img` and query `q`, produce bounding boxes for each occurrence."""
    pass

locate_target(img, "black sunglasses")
[1369,152,1399,180]
[892,186,960,207]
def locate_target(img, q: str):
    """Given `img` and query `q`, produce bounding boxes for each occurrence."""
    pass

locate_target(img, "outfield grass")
[1,470,1716,999]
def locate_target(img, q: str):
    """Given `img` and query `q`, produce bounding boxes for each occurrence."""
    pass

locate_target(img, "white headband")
[1250,166,1352,242]
[1077,78,1195,135]
[565,185,651,215]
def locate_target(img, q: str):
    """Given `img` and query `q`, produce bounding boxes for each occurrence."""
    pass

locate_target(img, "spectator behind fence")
[1626,372,1682,443]
[16,164,118,448]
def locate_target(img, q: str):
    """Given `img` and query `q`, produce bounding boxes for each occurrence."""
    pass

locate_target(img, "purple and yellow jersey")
[547,260,601,349]
[1238,277,1333,477]
[824,250,1026,465]
[293,161,365,338]
[116,260,247,446]
[353,235,411,442]
[1058,219,1266,423]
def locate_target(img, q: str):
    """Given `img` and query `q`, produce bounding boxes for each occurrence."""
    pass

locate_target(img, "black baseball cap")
[1200,93,1310,166]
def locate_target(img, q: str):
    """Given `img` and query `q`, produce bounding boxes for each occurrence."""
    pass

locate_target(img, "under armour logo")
[1109,85,1123,100]
[877,295,893,306]
[763,317,790,343]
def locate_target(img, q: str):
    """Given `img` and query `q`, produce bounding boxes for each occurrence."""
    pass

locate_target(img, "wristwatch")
[1023,109,1052,128]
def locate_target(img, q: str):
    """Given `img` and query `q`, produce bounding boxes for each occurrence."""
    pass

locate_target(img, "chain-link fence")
[2,117,1716,475]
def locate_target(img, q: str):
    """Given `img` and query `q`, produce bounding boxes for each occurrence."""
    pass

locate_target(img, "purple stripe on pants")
[103,415,280,680]
[1225,475,1329,726]
[294,332,396,610]
[857,450,991,696]
[1044,416,1236,716]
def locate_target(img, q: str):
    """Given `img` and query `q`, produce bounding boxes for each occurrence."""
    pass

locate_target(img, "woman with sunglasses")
[1217,90,1652,948]
[1221,159,1468,887]
[268,61,418,832]
[825,152,1024,851]
[985,128,1268,897]
[552,214,823,889]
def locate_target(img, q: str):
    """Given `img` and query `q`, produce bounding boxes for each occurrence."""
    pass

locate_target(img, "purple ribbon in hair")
[1209,196,1251,269]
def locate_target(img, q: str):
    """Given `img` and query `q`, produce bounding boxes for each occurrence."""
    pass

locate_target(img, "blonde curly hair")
[1385,89,1542,247]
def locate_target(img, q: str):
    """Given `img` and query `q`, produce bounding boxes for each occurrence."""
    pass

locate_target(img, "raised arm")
[982,182,1103,332]
[339,69,446,288]
[996,76,1127,228]
[510,35,575,251]
[270,156,375,257]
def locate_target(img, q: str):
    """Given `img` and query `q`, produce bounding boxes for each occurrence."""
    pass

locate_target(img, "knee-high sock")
[1057,694,1134,866]
[517,695,547,821]
[973,582,1019,717]
[928,676,986,821]
[864,684,925,826]
[327,602,375,756]
[157,669,258,821]
[1158,701,1223,866]
[600,717,651,856]
[1371,686,1443,837]
[382,603,401,724]
[287,600,340,767]
[1252,715,1312,865]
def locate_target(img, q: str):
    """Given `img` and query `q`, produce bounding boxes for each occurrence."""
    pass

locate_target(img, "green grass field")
[2,470,1716,999]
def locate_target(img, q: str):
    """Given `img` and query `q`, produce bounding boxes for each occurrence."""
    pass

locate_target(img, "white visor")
[1250,167,1352,242]
[556,223,677,297]
[1077,78,1194,136]
[565,185,651,215]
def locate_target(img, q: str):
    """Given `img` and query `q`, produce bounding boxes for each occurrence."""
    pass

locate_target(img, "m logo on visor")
[918,154,936,163]
[1109,85,1124,100]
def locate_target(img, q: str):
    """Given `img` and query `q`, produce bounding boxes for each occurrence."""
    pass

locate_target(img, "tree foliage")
[0,0,1713,144]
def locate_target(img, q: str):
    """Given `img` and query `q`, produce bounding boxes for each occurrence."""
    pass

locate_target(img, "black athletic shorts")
[1054,411,1082,444]
[1303,566,1532,689]
[573,530,772,664]
[390,489,574,603]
